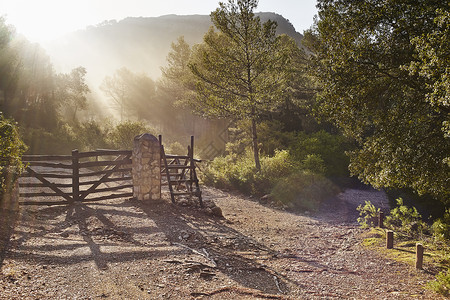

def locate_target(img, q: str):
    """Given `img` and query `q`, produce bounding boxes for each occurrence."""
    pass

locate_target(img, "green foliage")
[21,126,74,154]
[21,121,108,154]
[109,120,155,150]
[224,122,351,179]
[305,0,449,202]
[254,150,299,194]
[75,121,111,151]
[385,198,428,239]
[202,148,340,211]
[270,171,339,211]
[187,0,306,169]
[21,120,155,154]
[202,149,296,195]
[202,150,256,193]
[356,201,380,229]
[166,141,187,156]
[301,154,326,175]
[432,209,450,244]
[160,36,196,106]
[254,120,297,155]
[428,269,450,297]
[289,130,351,178]
[0,115,26,199]
[55,67,90,124]
[100,67,157,121]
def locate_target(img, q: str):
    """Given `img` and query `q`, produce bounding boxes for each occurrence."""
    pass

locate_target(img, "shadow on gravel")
[6,201,183,269]
[4,195,343,296]
[133,199,293,295]
[0,188,20,269]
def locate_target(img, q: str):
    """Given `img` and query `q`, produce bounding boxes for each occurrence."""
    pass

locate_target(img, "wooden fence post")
[189,136,194,193]
[386,230,394,249]
[72,149,79,202]
[416,243,424,270]
[379,211,384,228]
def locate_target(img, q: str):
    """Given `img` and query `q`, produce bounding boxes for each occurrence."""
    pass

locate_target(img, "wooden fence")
[19,149,132,205]
[160,135,202,206]
[19,136,203,206]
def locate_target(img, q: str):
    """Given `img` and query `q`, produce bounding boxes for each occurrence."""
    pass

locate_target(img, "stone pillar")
[132,133,161,201]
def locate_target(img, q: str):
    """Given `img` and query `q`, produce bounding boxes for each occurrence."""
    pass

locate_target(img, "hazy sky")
[1,0,318,43]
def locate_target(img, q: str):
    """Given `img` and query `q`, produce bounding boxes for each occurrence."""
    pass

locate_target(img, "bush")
[166,141,187,156]
[253,150,299,194]
[76,120,111,151]
[109,120,156,149]
[385,198,428,239]
[202,149,298,195]
[21,126,77,154]
[289,130,351,178]
[432,209,450,244]
[0,115,27,200]
[428,269,450,297]
[270,171,340,211]
[302,154,326,175]
[356,201,380,228]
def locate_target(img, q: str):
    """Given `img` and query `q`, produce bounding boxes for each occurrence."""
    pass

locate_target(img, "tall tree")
[7,39,58,129]
[100,67,156,121]
[305,0,449,202]
[159,36,207,137]
[55,66,90,124]
[160,36,195,104]
[0,17,19,110]
[188,0,294,169]
[100,67,130,121]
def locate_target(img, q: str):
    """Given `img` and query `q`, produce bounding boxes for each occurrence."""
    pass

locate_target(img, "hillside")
[45,13,303,88]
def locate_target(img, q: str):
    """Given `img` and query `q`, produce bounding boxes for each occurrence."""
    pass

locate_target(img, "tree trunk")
[72,105,78,124]
[251,118,261,170]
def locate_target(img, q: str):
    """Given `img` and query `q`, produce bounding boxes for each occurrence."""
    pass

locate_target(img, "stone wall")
[132,133,161,201]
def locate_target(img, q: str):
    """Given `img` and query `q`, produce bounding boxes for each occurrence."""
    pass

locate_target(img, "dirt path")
[0,187,440,299]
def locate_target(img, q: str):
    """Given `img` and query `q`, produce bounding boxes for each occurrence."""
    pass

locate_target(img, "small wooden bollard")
[416,243,424,270]
[386,230,394,249]
[378,211,384,228]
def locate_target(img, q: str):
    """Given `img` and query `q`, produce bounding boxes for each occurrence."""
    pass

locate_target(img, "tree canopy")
[305,0,449,202]
[55,67,90,124]
[188,0,300,169]
[100,67,156,121]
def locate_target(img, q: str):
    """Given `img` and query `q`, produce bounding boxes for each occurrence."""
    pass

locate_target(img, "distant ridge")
[46,13,303,87]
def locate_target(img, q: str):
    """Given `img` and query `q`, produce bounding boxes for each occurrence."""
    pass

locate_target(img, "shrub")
[109,120,156,149]
[166,141,187,156]
[289,130,351,178]
[201,151,254,192]
[302,154,326,175]
[385,198,428,239]
[357,201,380,228]
[432,209,450,244]
[428,269,450,297]
[202,149,299,195]
[270,171,340,211]
[76,120,111,151]
[201,143,341,211]
[253,149,299,194]
[0,115,27,201]
[21,126,77,154]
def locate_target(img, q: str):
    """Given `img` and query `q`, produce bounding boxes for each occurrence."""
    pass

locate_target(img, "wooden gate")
[19,150,133,205]
[159,136,203,206]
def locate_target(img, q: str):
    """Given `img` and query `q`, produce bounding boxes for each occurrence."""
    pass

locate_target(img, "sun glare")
[2,0,98,43]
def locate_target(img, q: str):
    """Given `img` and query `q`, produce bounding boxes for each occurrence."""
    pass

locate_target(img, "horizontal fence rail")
[19,149,133,205]
[19,136,203,206]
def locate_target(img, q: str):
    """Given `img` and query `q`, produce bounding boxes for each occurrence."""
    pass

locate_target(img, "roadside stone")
[259,194,272,204]
[211,206,223,218]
